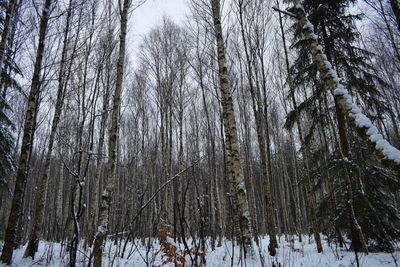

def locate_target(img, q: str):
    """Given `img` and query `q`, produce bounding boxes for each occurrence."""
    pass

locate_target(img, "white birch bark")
[211,0,253,254]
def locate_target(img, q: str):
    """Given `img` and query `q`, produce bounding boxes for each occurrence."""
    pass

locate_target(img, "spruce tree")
[285,0,400,251]
[0,0,20,196]
[0,94,14,194]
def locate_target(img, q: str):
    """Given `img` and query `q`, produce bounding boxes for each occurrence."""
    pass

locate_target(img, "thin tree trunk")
[23,1,73,258]
[0,0,16,74]
[277,0,323,252]
[237,0,277,255]
[88,81,110,245]
[92,0,130,265]
[88,1,113,244]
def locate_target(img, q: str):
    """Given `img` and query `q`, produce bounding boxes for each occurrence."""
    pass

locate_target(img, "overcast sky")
[127,0,190,62]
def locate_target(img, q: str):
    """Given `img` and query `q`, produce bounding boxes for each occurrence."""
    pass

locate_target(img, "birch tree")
[0,0,52,264]
[23,0,74,259]
[210,0,253,254]
[92,0,134,265]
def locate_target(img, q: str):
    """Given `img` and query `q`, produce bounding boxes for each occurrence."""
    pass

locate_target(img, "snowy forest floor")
[2,236,399,267]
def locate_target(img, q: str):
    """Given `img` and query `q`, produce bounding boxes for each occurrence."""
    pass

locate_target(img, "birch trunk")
[92,0,130,265]
[88,82,109,245]
[0,0,52,264]
[88,1,113,243]
[211,0,253,253]
[23,1,72,258]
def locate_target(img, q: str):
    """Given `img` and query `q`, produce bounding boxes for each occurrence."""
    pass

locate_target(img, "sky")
[127,0,190,61]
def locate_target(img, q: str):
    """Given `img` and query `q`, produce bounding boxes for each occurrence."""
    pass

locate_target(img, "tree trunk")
[23,1,73,258]
[236,0,277,255]
[277,0,323,252]
[321,16,368,254]
[92,0,130,265]
[0,0,16,74]
[211,0,253,254]
[0,0,52,264]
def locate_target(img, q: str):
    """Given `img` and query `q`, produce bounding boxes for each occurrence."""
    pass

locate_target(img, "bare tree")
[0,0,53,264]
[23,0,75,259]
[92,0,133,266]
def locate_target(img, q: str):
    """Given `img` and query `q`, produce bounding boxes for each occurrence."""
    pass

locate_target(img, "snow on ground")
[1,236,399,266]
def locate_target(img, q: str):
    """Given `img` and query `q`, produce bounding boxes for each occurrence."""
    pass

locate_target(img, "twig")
[128,156,205,228]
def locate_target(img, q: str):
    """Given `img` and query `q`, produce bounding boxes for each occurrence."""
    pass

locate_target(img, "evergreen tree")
[0,0,20,195]
[0,94,14,194]
[285,0,400,251]
[288,0,388,125]
[318,141,400,252]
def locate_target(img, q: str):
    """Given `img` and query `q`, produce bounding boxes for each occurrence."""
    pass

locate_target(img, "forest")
[0,0,400,266]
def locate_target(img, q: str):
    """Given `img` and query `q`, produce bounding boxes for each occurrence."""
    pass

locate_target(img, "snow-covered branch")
[293,0,400,175]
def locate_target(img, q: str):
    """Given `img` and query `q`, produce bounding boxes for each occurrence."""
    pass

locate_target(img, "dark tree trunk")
[0,0,52,264]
